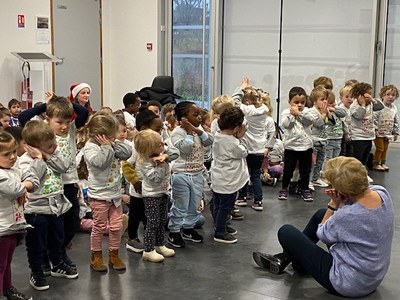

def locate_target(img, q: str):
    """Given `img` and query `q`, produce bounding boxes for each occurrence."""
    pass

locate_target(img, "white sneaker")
[142,250,164,263]
[155,246,175,258]
[312,179,329,188]
[308,182,315,191]
[367,175,373,183]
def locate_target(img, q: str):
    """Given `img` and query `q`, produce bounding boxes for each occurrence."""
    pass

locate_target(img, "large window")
[384,0,400,86]
[171,0,211,108]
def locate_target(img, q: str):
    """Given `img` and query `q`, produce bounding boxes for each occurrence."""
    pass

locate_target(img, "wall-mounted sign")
[18,14,25,28]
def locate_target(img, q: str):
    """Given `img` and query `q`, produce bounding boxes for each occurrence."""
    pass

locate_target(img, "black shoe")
[51,262,79,279]
[4,285,32,300]
[226,226,237,235]
[182,228,203,243]
[63,254,77,270]
[252,252,290,274]
[214,233,237,244]
[168,232,185,248]
[30,272,49,291]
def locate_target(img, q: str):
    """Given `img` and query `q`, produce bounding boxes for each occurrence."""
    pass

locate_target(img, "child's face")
[382,89,397,105]
[340,92,353,108]
[148,105,160,117]
[288,95,306,111]
[148,117,164,135]
[0,144,18,169]
[10,104,21,117]
[202,115,211,128]
[116,124,127,141]
[0,116,11,128]
[152,136,164,156]
[39,137,57,154]
[76,88,90,106]
[129,101,141,115]
[314,96,328,110]
[47,117,71,137]
[185,105,201,127]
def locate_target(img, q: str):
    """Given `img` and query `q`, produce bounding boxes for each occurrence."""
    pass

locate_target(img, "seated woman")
[253,156,394,298]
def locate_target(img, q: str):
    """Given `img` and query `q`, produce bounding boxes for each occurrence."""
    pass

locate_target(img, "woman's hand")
[324,188,348,208]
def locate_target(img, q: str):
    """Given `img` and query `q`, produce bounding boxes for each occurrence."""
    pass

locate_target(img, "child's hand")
[241,77,250,89]
[290,105,300,116]
[234,123,247,139]
[24,145,43,160]
[95,134,112,146]
[263,148,270,157]
[198,199,205,212]
[44,91,55,102]
[17,193,27,206]
[133,181,142,194]
[180,118,194,135]
[152,153,168,164]
[122,194,130,204]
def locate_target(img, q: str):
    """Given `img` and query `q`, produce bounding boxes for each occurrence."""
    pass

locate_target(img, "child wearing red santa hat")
[70,83,92,111]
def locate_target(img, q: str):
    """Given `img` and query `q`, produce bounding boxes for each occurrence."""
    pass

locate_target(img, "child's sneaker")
[168,232,185,248]
[182,228,203,243]
[381,163,389,171]
[30,272,49,291]
[278,189,288,200]
[308,181,315,191]
[230,210,244,220]
[214,233,237,244]
[373,164,385,172]
[226,226,237,235]
[266,178,278,187]
[4,286,32,300]
[51,262,79,279]
[155,245,175,257]
[126,237,144,253]
[301,189,313,202]
[142,250,164,263]
[251,201,263,211]
[63,254,77,270]
[312,179,329,187]
[234,198,247,207]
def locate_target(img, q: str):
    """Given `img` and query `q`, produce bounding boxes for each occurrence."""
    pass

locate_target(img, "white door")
[52,0,102,110]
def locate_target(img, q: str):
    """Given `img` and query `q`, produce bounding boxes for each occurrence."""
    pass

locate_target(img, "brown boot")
[109,249,126,270]
[91,251,108,272]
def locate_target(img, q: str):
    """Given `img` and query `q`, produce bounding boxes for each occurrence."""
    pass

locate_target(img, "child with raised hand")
[211,107,248,244]
[349,82,384,180]
[19,120,76,291]
[0,130,40,300]
[82,112,132,272]
[167,101,213,248]
[7,99,21,127]
[19,95,89,272]
[278,87,314,202]
[373,84,399,171]
[134,129,175,262]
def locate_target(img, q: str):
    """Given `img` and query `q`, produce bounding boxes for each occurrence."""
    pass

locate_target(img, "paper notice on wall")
[36,16,50,44]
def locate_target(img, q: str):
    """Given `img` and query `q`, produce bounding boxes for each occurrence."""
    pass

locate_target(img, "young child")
[146,100,161,117]
[7,99,21,127]
[0,108,11,128]
[167,101,213,248]
[232,78,269,211]
[134,129,175,262]
[122,92,141,129]
[324,91,347,162]
[82,112,132,272]
[278,87,314,202]
[308,85,330,190]
[211,107,248,244]
[4,126,26,156]
[210,95,235,136]
[338,84,354,157]
[373,84,399,171]
[19,95,89,271]
[69,83,92,111]
[261,138,284,186]
[349,82,384,181]
[313,76,333,91]
[0,131,39,300]
[19,120,77,291]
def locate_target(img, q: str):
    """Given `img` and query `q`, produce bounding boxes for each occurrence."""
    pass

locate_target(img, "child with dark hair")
[211,107,248,244]
[7,98,21,127]
[167,101,213,248]
[122,92,141,129]
[4,126,26,156]
[0,108,11,128]
[146,100,161,117]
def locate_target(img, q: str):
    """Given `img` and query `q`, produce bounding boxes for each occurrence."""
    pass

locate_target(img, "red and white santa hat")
[69,83,92,101]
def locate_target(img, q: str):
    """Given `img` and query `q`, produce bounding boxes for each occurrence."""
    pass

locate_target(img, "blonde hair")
[310,85,329,103]
[86,111,119,140]
[46,96,74,120]
[258,88,273,116]
[134,129,161,161]
[380,84,399,99]
[22,120,55,148]
[313,76,333,90]
[339,85,353,97]
[344,79,359,88]
[0,130,17,153]
[211,95,235,120]
[324,156,369,196]
[243,86,263,108]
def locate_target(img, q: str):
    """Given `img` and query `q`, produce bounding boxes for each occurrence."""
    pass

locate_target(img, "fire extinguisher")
[21,61,33,109]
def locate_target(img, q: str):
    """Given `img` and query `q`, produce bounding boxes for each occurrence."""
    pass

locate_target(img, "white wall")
[0,0,160,111]
[102,0,159,110]
[0,0,51,105]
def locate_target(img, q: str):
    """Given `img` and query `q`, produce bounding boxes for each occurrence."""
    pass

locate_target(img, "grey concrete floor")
[11,146,400,300]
